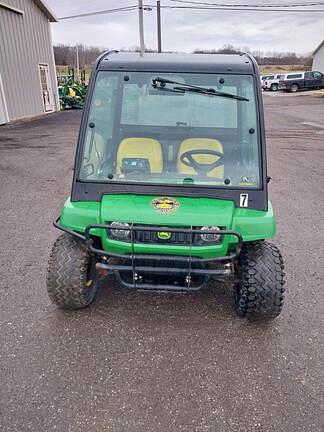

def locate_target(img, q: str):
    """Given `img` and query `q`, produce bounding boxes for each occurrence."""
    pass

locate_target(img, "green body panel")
[60,200,101,237]
[60,195,276,258]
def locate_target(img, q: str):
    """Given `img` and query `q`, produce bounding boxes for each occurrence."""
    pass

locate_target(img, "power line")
[169,0,324,7]
[59,5,138,20]
[58,1,324,21]
[158,3,324,11]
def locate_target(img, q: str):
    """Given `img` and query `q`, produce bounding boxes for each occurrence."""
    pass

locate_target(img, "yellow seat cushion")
[177,138,224,178]
[117,137,163,174]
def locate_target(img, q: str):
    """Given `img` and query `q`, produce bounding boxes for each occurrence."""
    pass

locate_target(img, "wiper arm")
[151,86,185,95]
[174,86,249,101]
[152,77,249,102]
[153,76,219,93]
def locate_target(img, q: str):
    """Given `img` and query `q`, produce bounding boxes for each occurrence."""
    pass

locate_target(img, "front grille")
[134,226,197,245]
[107,224,224,246]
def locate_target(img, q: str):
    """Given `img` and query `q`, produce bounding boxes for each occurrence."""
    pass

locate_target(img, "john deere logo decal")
[151,197,180,214]
[157,231,172,240]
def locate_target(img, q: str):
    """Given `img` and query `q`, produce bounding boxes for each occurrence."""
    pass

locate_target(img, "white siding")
[0,0,59,121]
[312,44,324,73]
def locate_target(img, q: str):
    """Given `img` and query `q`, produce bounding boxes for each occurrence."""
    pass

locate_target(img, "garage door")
[0,73,9,125]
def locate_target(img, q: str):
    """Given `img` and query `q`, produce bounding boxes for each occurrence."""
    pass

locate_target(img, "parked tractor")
[57,68,87,110]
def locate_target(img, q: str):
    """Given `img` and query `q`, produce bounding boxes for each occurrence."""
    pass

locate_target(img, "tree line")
[54,44,103,68]
[54,43,312,68]
[193,45,312,66]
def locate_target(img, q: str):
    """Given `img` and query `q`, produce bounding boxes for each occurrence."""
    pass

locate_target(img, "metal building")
[0,0,59,124]
[312,40,324,73]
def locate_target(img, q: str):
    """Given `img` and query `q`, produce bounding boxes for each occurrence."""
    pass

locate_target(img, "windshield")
[79,71,260,188]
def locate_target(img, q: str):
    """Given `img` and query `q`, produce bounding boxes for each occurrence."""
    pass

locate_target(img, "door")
[0,73,9,124]
[312,71,324,88]
[39,64,53,112]
[304,72,318,88]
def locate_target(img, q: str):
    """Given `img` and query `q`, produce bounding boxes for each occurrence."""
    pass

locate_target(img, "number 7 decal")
[240,193,249,208]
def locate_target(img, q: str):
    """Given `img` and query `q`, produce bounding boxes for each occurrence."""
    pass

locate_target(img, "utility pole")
[157,1,162,53]
[138,0,145,56]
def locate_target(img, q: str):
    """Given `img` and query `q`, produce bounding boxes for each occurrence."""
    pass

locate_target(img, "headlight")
[200,226,221,242]
[109,222,130,239]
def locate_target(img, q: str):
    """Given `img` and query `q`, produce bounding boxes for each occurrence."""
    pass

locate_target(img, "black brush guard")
[54,218,243,292]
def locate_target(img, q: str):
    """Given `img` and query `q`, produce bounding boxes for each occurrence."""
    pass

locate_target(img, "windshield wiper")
[152,77,249,102]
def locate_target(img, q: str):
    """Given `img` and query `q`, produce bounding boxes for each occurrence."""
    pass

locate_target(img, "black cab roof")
[97,51,257,75]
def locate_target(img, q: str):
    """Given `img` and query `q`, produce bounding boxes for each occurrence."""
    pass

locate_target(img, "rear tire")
[233,241,285,321]
[271,83,278,91]
[289,84,299,93]
[46,233,99,309]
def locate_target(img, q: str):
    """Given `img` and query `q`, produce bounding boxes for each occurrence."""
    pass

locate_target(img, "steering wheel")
[180,149,224,176]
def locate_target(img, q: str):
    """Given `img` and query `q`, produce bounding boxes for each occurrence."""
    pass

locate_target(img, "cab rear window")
[287,74,303,79]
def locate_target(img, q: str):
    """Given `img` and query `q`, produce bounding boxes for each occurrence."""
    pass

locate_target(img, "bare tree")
[54,44,312,68]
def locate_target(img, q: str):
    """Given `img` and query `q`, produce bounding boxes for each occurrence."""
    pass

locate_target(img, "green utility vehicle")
[47,51,285,320]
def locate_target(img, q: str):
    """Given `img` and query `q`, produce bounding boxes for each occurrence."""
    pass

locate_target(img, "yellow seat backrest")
[68,87,76,97]
[117,137,163,174]
[177,138,224,178]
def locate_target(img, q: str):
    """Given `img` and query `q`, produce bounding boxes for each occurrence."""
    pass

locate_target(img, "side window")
[287,74,303,79]
[305,72,313,79]
[313,71,323,79]
[88,73,118,139]
[80,73,119,179]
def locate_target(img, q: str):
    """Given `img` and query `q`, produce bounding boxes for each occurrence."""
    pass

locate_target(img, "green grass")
[259,64,308,74]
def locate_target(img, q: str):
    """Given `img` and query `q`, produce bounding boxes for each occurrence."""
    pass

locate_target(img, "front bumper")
[54,218,243,292]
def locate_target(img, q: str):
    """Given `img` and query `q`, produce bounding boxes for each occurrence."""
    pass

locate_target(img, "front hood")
[100,194,235,228]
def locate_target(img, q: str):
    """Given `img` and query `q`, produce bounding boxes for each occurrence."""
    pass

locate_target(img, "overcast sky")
[46,0,324,54]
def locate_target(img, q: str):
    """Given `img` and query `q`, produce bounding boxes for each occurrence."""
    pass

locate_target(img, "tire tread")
[46,233,97,309]
[235,241,285,320]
